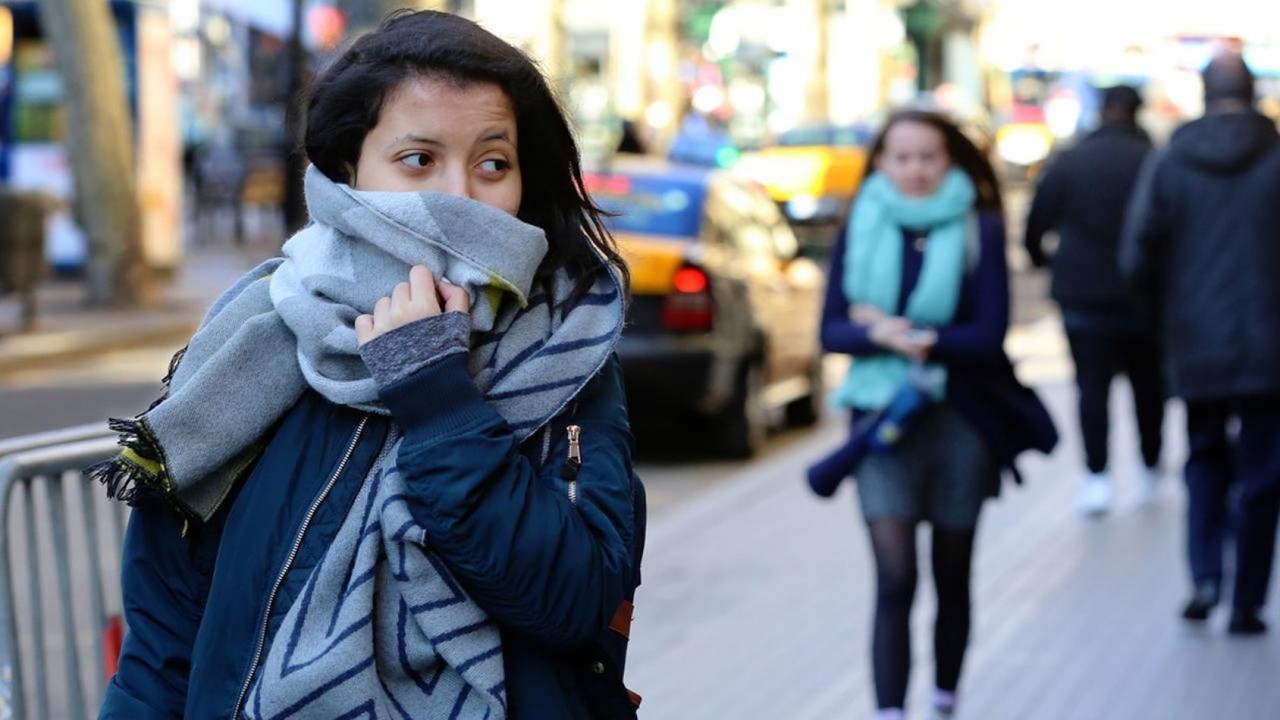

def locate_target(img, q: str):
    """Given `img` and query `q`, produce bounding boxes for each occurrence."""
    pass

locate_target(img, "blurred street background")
[0,0,1278,718]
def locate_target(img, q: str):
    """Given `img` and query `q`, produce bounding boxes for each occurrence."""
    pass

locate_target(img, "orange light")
[672,266,709,294]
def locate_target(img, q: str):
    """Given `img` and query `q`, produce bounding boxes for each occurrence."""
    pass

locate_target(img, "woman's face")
[353,76,522,216]
[874,120,951,198]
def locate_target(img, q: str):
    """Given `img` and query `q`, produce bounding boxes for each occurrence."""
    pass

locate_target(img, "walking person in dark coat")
[1121,52,1280,635]
[1025,85,1165,516]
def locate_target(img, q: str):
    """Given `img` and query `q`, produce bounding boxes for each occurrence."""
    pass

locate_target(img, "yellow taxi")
[734,124,869,229]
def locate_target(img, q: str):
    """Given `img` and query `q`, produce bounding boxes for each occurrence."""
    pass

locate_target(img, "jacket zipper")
[231,415,369,718]
[565,424,581,505]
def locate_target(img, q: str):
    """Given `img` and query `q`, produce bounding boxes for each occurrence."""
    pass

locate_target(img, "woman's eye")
[478,158,510,173]
[399,153,432,169]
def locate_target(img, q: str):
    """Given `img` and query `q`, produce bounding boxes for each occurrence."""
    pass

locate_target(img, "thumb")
[438,280,471,314]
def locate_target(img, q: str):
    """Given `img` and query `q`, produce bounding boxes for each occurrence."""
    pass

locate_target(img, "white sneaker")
[1138,466,1161,503]
[1078,472,1112,516]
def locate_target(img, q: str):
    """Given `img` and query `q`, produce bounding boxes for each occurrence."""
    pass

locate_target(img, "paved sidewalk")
[0,243,273,374]
[627,376,1280,719]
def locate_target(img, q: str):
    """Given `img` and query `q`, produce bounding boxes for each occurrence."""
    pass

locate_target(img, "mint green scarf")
[835,168,975,410]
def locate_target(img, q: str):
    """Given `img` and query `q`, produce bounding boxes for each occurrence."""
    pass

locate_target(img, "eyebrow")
[388,134,441,148]
[478,128,514,144]
[385,128,513,151]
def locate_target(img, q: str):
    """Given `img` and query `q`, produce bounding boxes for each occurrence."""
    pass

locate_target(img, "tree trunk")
[281,0,309,236]
[37,0,153,307]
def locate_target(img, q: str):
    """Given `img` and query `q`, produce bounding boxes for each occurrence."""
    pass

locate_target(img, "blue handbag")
[807,364,944,498]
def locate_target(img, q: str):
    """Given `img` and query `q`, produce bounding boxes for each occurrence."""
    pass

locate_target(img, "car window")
[699,190,734,248]
[585,171,707,240]
[713,177,800,261]
[749,188,800,260]
[696,178,747,248]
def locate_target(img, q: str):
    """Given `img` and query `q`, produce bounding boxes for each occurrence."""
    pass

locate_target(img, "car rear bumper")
[616,334,721,410]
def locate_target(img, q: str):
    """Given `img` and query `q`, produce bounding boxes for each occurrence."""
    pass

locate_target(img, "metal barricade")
[0,424,115,459]
[0,429,123,720]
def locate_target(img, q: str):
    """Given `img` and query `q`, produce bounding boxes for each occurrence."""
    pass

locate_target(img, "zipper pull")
[562,425,582,503]
[567,424,582,465]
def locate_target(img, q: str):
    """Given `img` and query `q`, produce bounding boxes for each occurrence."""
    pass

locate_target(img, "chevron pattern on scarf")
[246,434,507,720]
[472,273,621,433]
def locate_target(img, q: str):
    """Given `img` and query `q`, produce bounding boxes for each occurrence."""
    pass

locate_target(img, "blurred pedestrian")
[1121,51,1280,636]
[1024,84,1164,516]
[616,118,647,154]
[817,110,1055,719]
[95,10,644,718]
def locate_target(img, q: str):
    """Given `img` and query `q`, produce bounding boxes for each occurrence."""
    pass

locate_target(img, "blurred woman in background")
[818,109,1054,720]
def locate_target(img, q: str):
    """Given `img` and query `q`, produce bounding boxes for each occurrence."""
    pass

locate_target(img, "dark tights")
[868,518,977,710]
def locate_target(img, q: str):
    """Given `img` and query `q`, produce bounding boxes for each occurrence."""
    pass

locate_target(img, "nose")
[440,165,473,200]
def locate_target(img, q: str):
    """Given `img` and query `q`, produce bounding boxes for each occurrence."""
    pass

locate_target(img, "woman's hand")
[851,304,889,325]
[869,317,936,362]
[355,265,470,346]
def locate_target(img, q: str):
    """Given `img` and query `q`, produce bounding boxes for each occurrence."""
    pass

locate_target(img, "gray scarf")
[91,166,625,522]
[244,431,508,719]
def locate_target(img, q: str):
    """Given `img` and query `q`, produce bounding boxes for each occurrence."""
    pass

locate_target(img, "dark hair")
[1201,51,1255,107]
[1100,85,1143,117]
[303,10,626,298]
[862,110,1003,215]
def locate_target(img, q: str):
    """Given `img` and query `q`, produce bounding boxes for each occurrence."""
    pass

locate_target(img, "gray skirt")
[853,403,996,529]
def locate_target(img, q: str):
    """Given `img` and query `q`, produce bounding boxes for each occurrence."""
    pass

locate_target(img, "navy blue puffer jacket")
[100,352,643,719]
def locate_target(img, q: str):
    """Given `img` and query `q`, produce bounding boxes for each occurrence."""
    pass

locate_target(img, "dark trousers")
[1184,398,1280,609]
[1065,329,1165,474]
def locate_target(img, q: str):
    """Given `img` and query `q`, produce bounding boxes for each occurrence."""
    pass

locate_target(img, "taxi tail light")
[661,266,713,332]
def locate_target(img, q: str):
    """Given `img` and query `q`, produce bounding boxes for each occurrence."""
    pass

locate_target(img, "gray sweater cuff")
[358,311,470,388]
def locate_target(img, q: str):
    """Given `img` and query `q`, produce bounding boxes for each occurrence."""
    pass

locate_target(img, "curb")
[0,317,198,375]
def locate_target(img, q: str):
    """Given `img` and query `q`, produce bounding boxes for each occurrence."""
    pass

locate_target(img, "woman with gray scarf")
[96,11,644,719]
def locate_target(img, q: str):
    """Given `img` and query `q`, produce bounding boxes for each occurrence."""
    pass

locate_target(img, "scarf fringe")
[85,457,169,507]
[88,349,200,520]
[143,345,188,413]
[161,345,187,388]
[88,417,175,509]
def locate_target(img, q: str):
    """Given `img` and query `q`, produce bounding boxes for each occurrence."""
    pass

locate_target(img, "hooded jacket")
[1120,110,1280,400]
